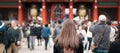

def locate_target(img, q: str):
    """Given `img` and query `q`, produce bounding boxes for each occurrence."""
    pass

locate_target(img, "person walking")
[7,20,22,53]
[41,24,51,50]
[29,21,37,50]
[25,24,31,49]
[53,20,62,40]
[36,23,42,46]
[78,25,88,51]
[54,19,83,53]
[85,21,92,52]
[90,15,111,53]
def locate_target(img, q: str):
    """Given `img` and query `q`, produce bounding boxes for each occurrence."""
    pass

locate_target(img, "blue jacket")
[0,22,7,32]
[0,22,7,43]
[41,27,51,37]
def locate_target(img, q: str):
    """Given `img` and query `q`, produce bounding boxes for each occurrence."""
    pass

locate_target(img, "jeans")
[85,37,92,50]
[43,37,49,49]
[93,48,108,53]
[29,36,36,49]
[27,36,30,48]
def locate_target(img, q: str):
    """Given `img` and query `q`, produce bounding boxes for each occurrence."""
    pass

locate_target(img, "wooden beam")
[98,0,118,2]
[0,0,18,2]
[47,0,69,2]
[22,0,42,2]
[0,6,18,8]
[73,0,93,2]
[46,0,93,2]
[98,6,118,8]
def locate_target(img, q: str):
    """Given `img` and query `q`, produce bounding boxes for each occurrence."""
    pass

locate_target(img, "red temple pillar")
[118,0,120,23]
[69,1,73,20]
[42,0,47,25]
[18,0,23,26]
[93,0,98,21]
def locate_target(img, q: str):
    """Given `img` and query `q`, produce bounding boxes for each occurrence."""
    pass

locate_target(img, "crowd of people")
[0,15,120,53]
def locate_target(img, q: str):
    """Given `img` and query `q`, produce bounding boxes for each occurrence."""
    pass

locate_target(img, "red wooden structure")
[0,0,119,25]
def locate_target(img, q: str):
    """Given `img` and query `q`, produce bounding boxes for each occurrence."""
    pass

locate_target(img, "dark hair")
[33,21,37,24]
[99,21,106,25]
[26,23,29,26]
[107,21,112,25]
[45,24,48,27]
[58,20,62,24]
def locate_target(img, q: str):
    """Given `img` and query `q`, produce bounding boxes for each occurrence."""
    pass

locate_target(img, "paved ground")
[19,45,53,53]
[18,38,53,53]
[19,28,54,53]
[18,38,92,53]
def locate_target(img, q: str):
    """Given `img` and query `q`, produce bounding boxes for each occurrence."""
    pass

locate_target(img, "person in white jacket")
[85,21,93,52]
[78,25,88,50]
[106,21,118,42]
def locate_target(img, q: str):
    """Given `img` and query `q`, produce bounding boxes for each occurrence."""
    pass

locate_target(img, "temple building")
[0,0,119,25]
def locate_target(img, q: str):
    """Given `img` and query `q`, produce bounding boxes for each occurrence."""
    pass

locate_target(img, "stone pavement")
[18,45,53,53]
[19,28,55,53]
[18,38,53,53]
[18,38,92,53]
[18,37,92,53]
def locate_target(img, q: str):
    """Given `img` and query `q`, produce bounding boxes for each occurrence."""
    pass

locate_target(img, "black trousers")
[43,37,49,49]
[27,37,30,48]
[85,37,92,50]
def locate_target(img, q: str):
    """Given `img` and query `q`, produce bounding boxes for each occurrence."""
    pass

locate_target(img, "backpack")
[79,33,84,41]
[25,27,30,37]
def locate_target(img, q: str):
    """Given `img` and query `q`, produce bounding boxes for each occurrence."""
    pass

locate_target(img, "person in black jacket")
[29,21,37,50]
[7,20,22,53]
[108,39,120,53]
[36,23,42,46]
[54,19,83,53]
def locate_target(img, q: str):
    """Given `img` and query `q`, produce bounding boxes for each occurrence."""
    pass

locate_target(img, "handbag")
[25,27,30,37]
